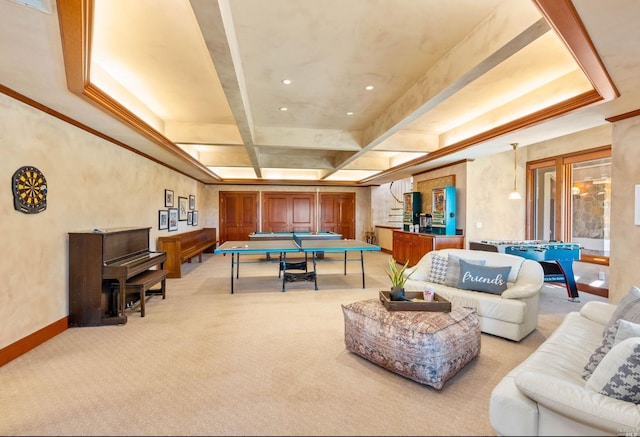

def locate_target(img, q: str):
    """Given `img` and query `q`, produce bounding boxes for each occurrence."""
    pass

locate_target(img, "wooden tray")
[379,291,451,312]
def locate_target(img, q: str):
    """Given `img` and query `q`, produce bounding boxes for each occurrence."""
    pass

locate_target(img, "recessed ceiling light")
[346,112,354,116]
[365,85,374,91]
[281,79,292,85]
[279,107,288,111]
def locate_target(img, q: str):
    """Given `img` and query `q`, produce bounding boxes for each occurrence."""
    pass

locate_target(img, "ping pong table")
[248,231,342,259]
[214,237,381,293]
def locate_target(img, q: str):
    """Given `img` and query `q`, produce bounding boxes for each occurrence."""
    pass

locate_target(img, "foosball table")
[469,240,581,302]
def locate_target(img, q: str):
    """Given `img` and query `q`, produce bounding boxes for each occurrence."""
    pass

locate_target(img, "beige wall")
[525,124,612,161]
[1,93,205,350]
[610,116,640,303]
[465,151,525,244]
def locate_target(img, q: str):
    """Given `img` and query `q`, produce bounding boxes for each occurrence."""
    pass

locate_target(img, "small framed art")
[168,208,178,231]
[192,210,198,226]
[189,195,195,210]
[158,210,168,230]
[187,211,193,225]
[165,189,174,207]
[178,196,188,221]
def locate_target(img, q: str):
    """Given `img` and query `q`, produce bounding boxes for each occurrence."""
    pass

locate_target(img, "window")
[527,146,611,265]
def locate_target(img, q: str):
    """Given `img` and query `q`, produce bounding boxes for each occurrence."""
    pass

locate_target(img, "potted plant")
[386,257,413,301]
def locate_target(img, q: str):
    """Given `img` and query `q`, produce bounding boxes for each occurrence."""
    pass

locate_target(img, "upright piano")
[68,227,167,326]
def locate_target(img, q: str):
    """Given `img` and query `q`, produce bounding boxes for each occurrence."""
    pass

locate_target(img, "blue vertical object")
[431,186,456,235]
[402,192,421,231]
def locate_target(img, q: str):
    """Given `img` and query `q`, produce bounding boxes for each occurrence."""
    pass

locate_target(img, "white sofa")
[489,300,640,436]
[402,248,544,341]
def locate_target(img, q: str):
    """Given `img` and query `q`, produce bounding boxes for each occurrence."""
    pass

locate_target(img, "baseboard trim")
[0,317,68,367]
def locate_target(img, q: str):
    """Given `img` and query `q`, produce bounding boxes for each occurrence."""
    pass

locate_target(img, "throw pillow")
[585,337,640,404]
[614,319,640,345]
[443,255,486,288]
[457,259,511,295]
[426,254,448,284]
[583,320,619,380]
[603,286,640,336]
[582,319,640,380]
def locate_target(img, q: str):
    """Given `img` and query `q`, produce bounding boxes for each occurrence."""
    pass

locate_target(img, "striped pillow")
[604,286,640,336]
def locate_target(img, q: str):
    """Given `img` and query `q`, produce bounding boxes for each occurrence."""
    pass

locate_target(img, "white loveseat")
[489,300,640,436]
[402,248,544,341]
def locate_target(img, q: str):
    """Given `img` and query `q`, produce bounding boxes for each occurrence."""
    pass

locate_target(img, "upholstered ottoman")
[342,298,480,389]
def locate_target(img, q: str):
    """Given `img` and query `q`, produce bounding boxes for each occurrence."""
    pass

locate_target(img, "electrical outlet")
[598,271,605,280]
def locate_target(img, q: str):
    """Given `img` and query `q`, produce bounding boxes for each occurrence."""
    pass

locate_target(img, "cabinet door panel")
[263,195,290,231]
[220,192,258,243]
[241,196,257,226]
[320,196,338,233]
[420,236,434,256]
[262,192,315,232]
[392,231,410,265]
[223,195,241,225]
[319,193,355,239]
[291,195,314,231]
[337,195,355,239]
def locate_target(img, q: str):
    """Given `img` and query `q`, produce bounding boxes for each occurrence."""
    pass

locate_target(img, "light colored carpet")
[0,251,606,436]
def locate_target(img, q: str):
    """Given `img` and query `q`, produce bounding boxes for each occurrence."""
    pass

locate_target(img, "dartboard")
[12,166,47,214]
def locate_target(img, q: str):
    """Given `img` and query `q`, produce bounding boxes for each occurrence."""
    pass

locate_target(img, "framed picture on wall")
[168,208,178,231]
[187,211,193,225]
[165,189,174,207]
[178,196,188,221]
[192,210,198,226]
[189,195,195,210]
[158,210,168,230]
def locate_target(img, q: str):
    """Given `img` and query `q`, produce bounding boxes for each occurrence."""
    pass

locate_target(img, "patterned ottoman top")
[342,298,477,335]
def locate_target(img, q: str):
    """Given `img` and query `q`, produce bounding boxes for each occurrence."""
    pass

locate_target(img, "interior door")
[262,192,315,232]
[219,191,258,243]
[319,193,355,239]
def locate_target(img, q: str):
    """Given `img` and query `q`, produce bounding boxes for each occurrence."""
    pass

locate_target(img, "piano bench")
[125,269,167,317]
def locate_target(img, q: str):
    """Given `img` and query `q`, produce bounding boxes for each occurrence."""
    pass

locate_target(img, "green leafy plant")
[386,257,413,289]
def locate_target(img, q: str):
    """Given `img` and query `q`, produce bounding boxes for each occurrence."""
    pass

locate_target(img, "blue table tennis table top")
[215,238,380,254]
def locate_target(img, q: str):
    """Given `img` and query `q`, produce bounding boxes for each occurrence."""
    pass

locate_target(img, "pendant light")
[508,143,522,200]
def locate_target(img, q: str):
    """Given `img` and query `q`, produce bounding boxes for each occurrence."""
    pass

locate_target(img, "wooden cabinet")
[392,230,464,266]
[219,192,258,243]
[221,190,356,239]
[262,192,315,232]
[319,193,355,239]
[374,226,396,253]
